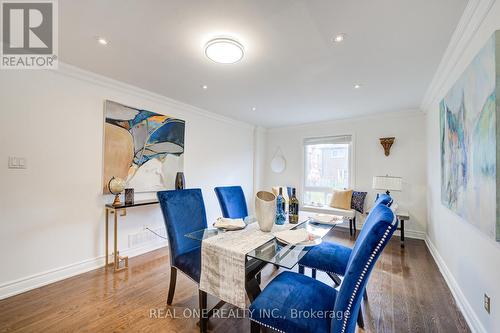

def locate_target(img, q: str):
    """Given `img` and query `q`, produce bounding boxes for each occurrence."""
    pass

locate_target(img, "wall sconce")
[379,137,395,156]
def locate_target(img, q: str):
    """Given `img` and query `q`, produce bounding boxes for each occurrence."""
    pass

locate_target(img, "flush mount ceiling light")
[201,84,208,90]
[205,37,244,64]
[354,84,362,89]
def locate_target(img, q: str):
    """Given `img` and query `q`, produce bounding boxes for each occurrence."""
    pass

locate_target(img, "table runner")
[199,222,296,309]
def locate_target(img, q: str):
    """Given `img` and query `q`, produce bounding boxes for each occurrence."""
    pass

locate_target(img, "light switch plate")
[8,156,26,169]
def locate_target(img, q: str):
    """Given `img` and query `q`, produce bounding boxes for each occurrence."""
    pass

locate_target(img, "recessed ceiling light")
[333,33,346,43]
[97,37,108,45]
[201,85,208,90]
[251,107,257,111]
[205,37,244,64]
[354,84,362,89]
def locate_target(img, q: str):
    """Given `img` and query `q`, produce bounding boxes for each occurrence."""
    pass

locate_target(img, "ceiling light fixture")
[333,33,346,43]
[97,37,109,45]
[202,85,208,90]
[251,107,257,111]
[205,37,244,64]
[354,84,362,89]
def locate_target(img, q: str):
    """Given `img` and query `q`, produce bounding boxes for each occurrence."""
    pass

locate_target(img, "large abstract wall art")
[440,30,499,241]
[103,100,185,193]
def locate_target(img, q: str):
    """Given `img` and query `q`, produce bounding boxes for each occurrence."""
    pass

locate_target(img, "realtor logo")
[1,0,58,69]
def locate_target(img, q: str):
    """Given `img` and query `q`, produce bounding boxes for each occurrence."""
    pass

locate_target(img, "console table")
[105,200,159,272]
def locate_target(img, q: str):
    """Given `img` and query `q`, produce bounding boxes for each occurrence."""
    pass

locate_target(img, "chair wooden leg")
[298,265,304,274]
[349,219,353,236]
[256,272,261,284]
[167,267,177,305]
[311,268,317,279]
[357,306,365,329]
[199,290,208,333]
[250,320,261,333]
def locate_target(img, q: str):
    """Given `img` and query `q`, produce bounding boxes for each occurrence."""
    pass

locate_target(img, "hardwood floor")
[0,228,470,333]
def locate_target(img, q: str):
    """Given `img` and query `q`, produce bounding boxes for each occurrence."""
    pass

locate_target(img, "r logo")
[2,2,53,54]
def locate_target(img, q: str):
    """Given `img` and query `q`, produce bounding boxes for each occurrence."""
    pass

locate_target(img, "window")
[303,135,353,207]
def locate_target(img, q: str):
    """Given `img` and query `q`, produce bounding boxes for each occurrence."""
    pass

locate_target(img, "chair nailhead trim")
[340,220,396,333]
[249,318,285,333]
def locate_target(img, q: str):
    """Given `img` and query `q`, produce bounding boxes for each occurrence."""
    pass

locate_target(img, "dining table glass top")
[185,214,346,270]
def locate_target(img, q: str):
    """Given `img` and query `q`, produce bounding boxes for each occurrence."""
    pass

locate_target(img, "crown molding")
[267,109,423,132]
[420,0,495,111]
[254,125,268,133]
[52,62,255,130]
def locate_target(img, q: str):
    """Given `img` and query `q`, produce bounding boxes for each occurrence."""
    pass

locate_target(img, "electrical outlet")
[484,294,491,314]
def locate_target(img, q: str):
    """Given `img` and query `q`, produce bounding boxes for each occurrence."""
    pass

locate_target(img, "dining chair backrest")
[373,193,392,207]
[331,204,396,333]
[157,189,208,264]
[214,186,248,219]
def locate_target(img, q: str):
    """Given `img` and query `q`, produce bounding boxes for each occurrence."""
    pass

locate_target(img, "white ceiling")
[59,0,467,127]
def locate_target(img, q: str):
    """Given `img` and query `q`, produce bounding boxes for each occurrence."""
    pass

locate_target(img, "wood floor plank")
[0,228,470,333]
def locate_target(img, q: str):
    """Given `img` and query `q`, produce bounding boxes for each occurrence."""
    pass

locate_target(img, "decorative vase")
[175,172,185,190]
[124,188,134,205]
[255,191,276,232]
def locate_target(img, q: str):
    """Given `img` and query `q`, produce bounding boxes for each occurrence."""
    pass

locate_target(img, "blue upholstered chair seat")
[173,247,201,283]
[298,242,352,275]
[298,194,393,277]
[249,271,337,333]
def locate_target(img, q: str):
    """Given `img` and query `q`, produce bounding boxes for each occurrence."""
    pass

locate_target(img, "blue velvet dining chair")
[299,193,393,279]
[158,188,212,332]
[214,186,248,219]
[297,193,394,327]
[157,189,207,304]
[249,204,397,333]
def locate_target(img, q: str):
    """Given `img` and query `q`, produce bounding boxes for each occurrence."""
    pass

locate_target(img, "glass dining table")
[185,215,345,302]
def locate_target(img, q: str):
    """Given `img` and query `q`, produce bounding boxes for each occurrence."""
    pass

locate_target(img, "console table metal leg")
[114,210,118,269]
[105,208,129,272]
[105,209,109,267]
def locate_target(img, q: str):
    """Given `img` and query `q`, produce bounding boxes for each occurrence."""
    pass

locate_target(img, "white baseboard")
[424,236,485,333]
[0,240,168,300]
[395,229,426,240]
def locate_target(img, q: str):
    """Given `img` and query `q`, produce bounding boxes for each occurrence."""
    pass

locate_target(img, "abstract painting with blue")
[440,31,498,240]
[103,100,185,193]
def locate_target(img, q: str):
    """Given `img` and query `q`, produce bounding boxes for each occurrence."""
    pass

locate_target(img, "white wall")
[0,64,254,298]
[424,1,500,332]
[260,111,427,238]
